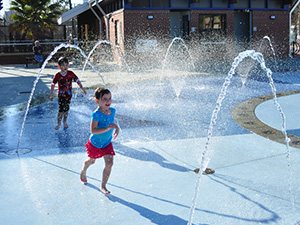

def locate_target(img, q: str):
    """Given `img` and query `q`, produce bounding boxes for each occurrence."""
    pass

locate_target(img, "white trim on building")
[57,3,89,25]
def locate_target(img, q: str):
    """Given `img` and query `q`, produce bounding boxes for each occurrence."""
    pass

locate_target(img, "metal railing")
[0,40,106,54]
[291,41,300,57]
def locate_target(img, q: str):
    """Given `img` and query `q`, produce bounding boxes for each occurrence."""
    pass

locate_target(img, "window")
[131,0,150,8]
[172,0,188,8]
[268,0,282,9]
[234,0,249,8]
[193,0,211,8]
[115,20,121,45]
[199,14,226,42]
[213,0,228,8]
[252,0,266,8]
[152,0,170,7]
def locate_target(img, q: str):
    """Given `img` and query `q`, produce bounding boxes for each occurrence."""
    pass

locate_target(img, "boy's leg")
[62,99,71,128]
[54,112,64,130]
[55,97,64,130]
[80,158,96,183]
[63,111,69,128]
[100,155,114,194]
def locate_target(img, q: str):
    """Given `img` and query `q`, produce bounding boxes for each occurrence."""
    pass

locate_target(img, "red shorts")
[85,139,115,159]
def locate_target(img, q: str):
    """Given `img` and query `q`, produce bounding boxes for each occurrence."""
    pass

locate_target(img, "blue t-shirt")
[89,107,116,148]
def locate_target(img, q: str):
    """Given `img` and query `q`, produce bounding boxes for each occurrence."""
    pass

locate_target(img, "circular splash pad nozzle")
[5,148,32,155]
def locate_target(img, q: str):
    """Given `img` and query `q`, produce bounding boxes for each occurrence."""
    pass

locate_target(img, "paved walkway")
[0,63,300,225]
[0,63,204,109]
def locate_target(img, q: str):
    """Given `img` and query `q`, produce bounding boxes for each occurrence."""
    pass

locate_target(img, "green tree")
[10,0,63,40]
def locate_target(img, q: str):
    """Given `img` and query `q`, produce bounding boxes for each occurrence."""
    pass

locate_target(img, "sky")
[1,0,84,17]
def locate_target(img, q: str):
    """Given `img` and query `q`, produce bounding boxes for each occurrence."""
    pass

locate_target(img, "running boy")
[50,57,86,130]
[80,87,119,194]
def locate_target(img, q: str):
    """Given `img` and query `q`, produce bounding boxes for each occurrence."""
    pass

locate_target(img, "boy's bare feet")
[202,168,215,175]
[100,186,110,194]
[193,168,215,175]
[54,125,60,130]
[63,123,68,129]
[80,169,87,183]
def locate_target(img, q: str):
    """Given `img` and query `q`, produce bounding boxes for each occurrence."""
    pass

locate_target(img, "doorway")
[170,11,190,40]
[234,10,251,52]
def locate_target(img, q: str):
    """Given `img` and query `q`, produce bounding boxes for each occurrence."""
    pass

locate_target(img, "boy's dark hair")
[58,57,69,66]
[94,87,111,100]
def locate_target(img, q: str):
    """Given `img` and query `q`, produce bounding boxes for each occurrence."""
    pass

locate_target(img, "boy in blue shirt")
[80,87,119,194]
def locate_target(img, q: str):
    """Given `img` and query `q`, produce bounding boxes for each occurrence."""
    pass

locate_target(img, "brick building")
[59,0,293,62]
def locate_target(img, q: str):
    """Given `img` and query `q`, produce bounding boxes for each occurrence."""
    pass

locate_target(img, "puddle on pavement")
[0,94,49,121]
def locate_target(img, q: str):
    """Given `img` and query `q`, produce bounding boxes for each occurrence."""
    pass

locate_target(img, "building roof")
[58,0,294,25]
[57,2,90,25]
[57,0,109,25]
[58,0,118,24]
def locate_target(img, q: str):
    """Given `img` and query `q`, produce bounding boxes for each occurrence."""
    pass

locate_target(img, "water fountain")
[14,43,107,157]
[161,37,196,98]
[188,49,292,225]
[235,36,277,86]
[162,37,196,72]
[235,57,256,86]
[258,36,277,71]
[1,37,299,224]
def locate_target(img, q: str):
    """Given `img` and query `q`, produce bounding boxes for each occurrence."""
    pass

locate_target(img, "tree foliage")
[10,0,64,40]
[291,0,299,23]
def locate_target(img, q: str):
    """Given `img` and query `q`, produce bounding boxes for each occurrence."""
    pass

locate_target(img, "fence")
[0,40,112,65]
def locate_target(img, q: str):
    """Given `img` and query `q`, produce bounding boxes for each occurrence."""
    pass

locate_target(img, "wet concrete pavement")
[1,60,300,224]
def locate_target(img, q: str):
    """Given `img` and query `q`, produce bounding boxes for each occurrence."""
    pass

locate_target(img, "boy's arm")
[50,83,55,101]
[91,120,116,134]
[77,80,87,95]
[113,124,120,140]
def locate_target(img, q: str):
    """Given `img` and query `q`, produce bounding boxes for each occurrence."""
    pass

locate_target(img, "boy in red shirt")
[50,57,87,130]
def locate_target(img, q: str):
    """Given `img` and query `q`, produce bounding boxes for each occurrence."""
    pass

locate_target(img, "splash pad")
[1,38,300,224]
